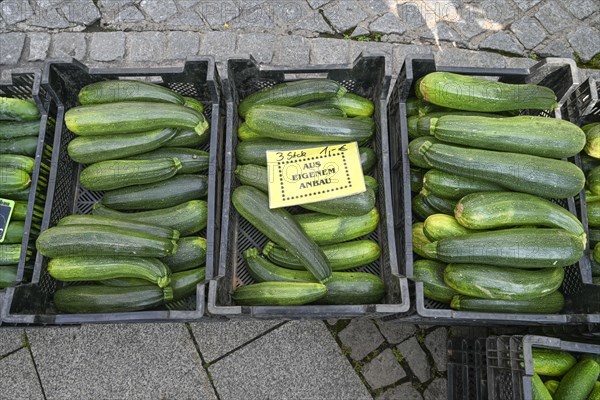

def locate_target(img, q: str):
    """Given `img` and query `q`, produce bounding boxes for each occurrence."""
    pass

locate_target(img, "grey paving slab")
[27,32,51,61]
[273,35,310,65]
[362,348,406,389]
[0,328,25,356]
[338,319,384,361]
[209,320,371,400]
[425,327,447,372]
[535,1,574,34]
[199,31,237,61]
[140,0,178,23]
[0,349,44,400]
[378,382,423,400]
[127,31,167,62]
[376,320,416,345]
[397,337,431,383]
[567,26,600,63]
[0,0,34,25]
[237,32,276,64]
[0,33,26,65]
[480,31,524,55]
[190,319,282,362]
[424,377,447,400]
[165,31,200,60]
[322,0,369,33]
[435,47,506,69]
[27,324,216,400]
[370,12,406,35]
[310,37,350,64]
[510,16,547,50]
[559,0,599,20]
[89,32,126,62]
[49,32,87,59]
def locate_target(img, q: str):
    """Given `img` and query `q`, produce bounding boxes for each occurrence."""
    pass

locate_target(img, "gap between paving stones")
[185,323,223,400]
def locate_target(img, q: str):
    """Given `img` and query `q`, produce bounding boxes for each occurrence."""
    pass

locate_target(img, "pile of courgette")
[231,79,385,306]
[529,348,599,400]
[0,96,41,288]
[409,72,587,314]
[579,122,600,284]
[37,80,211,313]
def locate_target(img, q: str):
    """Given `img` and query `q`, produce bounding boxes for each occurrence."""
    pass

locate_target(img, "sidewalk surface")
[1,1,599,399]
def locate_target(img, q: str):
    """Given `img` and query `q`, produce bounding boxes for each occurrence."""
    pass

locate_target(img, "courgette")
[424,228,584,268]
[589,202,600,227]
[232,281,328,306]
[532,348,577,377]
[0,155,35,174]
[593,243,600,265]
[65,102,209,136]
[238,122,264,141]
[416,72,557,112]
[0,244,22,265]
[48,256,172,288]
[444,264,564,300]
[412,193,439,220]
[168,267,206,302]
[543,380,559,396]
[450,291,564,314]
[314,93,375,117]
[554,359,600,400]
[430,115,585,158]
[418,141,585,199]
[410,111,503,138]
[232,186,331,282]
[406,97,443,117]
[0,265,18,288]
[11,201,28,221]
[263,240,380,271]
[182,97,205,114]
[163,129,209,148]
[0,167,30,192]
[360,147,377,174]
[586,125,600,158]
[412,223,435,260]
[4,221,24,244]
[244,248,384,304]
[234,164,375,216]
[36,225,177,258]
[92,200,208,236]
[582,154,600,174]
[421,190,456,215]
[161,237,206,272]
[0,97,40,121]
[423,169,504,200]
[588,382,600,400]
[294,208,379,246]
[54,285,172,314]
[423,214,474,241]
[532,373,552,400]
[67,128,178,164]
[364,176,378,192]
[127,147,209,174]
[410,168,425,193]
[2,188,30,201]
[0,120,39,139]
[238,79,346,118]
[78,80,185,105]
[245,105,374,143]
[0,136,37,156]
[101,174,208,210]
[413,259,456,303]
[58,214,179,241]
[79,158,182,191]
[299,104,347,117]
[589,166,600,196]
[408,136,439,169]
[455,192,586,244]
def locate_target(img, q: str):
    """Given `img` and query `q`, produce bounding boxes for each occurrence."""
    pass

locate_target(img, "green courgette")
[423,214,474,241]
[532,373,553,400]
[543,380,559,396]
[54,285,172,313]
[423,169,504,200]
[0,167,30,193]
[0,155,35,174]
[582,154,600,174]
[410,111,503,138]
[127,147,209,174]
[588,382,600,400]
[554,359,600,400]
[78,80,185,105]
[313,93,375,117]
[413,259,456,303]
[0,120,39,139]
[299,104,347,117]
[67,128,178,164]
[168,267,206,302]
[0,265,18,288]
[421,190,456,215]
[58,214,179,241]
[410,168,425,193]
[0,97,40,121]
[589,166,600,196]
[0,136,37,156]
[232,281,328,306]
[2,188,30,201]
[161,237,206,272]
[450,291,564,314]
[11,201,28,221]
[412,223,434,260]
[79,158,182,191]
[0,244,21,265]
[294,208,379,245]
[182,97,205,114]
[163,129,209,148]
[412,193,439,220]
[532,348,577,377]
[3,221,24,244]
[589,202,600,227]
[238,122,263,141]
[408,136,439,169]
[586,125,600,158]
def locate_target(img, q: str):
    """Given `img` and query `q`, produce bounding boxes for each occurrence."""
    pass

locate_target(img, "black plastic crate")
[0,70,50,286]
[448,336,489,400]
[208,55,410,319]
[487,335,600,400]
[388,55,595,324]
[1,58,223,325]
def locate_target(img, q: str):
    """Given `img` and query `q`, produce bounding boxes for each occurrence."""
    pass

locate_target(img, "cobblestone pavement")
[1,1,599,399]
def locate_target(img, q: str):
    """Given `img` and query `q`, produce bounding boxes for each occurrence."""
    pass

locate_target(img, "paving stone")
[513,0,542,11]
[0,328,24,356]
[351,24,371,37]
[323,0,369,33]
[112,5,146,24]
[199,31,236,61]
[27,324,216,400]
[127,32,167,62]
[0,33,25,65]
[510,16,546,50]
[376,320,416,344]
[210,321,371,400]
[362,348,406,390]
[397,337,431,383]
[165,10,206,29]
[378,382,423,400]
[424,327,447,372]
[568,26,600,63]
[535,1,573,34]
[536,40,574,59]
[453,19,486,40]
[370,12,406,35]
[27,32,51,62]
[165,31,200,60]
[0,349,44,400]
[559,0,598,20]
[291,13,333,35]
[0,0,34,25]
[480,31,524,55]
[50,33,87,60]
[421,22,464,45]
[28,6,74,29]
[140,0,178,23]
[436,47,506,69]
[190,319,282,362]
[89,32,126,62]
[397,2,426,30]
[362,0,393,15]
[274,35,310,64]
[197,1,240,29]
[480,0,515,24]
[424,377,448,400]
[237,33,276,64]
[307,0,333,9]
[338,319,384,360]
[310,37,350,64]
[59,0,101,26]
[232,6,275,30]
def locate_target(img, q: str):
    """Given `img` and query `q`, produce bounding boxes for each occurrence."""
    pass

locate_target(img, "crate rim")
[208,53,411,318]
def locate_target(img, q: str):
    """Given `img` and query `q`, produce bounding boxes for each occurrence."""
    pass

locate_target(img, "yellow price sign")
[266,142,366,209]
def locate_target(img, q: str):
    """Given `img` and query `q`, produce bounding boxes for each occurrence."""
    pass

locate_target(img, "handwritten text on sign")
[266,142,366,209]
